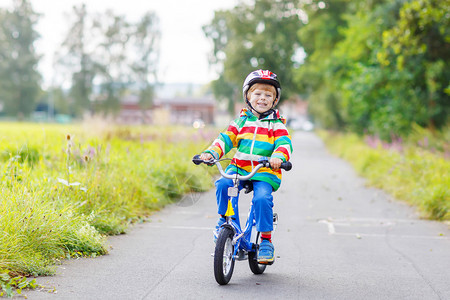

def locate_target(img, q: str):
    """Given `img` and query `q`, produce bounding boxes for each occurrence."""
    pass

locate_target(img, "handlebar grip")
[193,154,292,171]
[192,155,203,165]
[280,161,292,171]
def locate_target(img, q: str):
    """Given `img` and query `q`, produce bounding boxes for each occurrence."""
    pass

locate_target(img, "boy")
[200,69,292,263]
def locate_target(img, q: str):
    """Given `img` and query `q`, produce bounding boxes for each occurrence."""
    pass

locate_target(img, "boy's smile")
[248,88,275,115]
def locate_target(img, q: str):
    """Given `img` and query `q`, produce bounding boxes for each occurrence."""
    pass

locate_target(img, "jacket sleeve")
[270,122,292,162]
[204,118,240,159]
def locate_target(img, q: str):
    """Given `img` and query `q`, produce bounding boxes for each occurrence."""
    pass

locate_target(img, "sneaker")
[257,240,275,263]
[213,217,226,243]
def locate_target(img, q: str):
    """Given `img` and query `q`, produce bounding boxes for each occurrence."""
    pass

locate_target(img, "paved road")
[28,132,450,299]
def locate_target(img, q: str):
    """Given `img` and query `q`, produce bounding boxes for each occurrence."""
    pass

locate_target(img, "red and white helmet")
[242,69,281,104]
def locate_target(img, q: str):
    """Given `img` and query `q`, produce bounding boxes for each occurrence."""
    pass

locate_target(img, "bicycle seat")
[243,181,253,194]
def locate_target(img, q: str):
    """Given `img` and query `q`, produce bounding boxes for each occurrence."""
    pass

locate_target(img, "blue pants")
[215,174,274,232]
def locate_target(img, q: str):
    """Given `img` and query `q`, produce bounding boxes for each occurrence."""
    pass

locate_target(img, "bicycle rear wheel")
[248,232,267,274]
[214,227,235,285]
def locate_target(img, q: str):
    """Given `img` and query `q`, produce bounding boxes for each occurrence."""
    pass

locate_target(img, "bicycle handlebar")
[192,155,292,180]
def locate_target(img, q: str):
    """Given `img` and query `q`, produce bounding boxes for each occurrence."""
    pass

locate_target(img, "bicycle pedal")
[234,250,247,261]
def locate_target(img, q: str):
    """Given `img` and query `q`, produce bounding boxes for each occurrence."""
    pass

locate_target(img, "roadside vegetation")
[319,126,449,222]
[0,121,216,296]
[0,0,447,296]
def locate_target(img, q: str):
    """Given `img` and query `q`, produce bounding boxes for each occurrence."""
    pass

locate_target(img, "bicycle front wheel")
[214,227,235,285]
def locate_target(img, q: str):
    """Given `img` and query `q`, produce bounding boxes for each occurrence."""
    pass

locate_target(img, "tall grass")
[319,130,449,221]
[0,122,217,283]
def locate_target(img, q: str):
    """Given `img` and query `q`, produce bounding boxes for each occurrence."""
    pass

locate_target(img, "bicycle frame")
[222,192,257,258]
[212,161,267,258]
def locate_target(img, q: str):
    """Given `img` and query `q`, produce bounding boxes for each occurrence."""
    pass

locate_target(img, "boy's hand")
[270,157,283,170]
[200,152,213,161]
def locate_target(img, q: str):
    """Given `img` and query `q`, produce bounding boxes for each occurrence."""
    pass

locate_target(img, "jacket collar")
[240,108,281,121]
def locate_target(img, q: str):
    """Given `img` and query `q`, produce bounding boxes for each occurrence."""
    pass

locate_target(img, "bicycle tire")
[248,231,267,274]
[214,227,235,285]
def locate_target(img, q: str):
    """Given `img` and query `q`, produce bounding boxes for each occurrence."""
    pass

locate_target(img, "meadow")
[0,121,217,296]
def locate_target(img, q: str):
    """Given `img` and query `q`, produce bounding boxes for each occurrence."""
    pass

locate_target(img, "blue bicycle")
[192,155,292,285]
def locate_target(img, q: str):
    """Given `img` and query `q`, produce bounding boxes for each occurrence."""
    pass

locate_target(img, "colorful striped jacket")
[205,108,292,191]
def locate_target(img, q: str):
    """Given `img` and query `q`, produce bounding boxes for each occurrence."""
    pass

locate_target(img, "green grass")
[318,130,449,221]
[0,121,217,295]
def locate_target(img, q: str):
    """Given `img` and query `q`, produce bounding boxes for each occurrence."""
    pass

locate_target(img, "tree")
[130,12,161,112]
[58,5,161,118]
[93,10,132,115]
[0,0,41,119]
[204,0,304,113]
[294,0,353,129]
[58,3,97,117]
[328,0,405,137]
[378,0,450,131]
[295,0,449,140]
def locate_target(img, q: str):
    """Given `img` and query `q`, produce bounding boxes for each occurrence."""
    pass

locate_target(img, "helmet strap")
[271,98,278,109]
[246,99,258,115]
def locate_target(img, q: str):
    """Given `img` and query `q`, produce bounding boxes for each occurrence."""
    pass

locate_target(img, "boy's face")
[248,84,276,114]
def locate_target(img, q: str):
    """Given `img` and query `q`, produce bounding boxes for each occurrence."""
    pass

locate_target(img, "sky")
[0,0,238,86]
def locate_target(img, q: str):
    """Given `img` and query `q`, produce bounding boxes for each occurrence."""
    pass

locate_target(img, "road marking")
[146,224,212,231]
[333,232,449,240]
[318,218,449,240]
[329,217,419,223]
[319,220,336,234]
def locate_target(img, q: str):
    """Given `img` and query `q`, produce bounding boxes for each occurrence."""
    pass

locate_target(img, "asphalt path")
[28,131,450,299]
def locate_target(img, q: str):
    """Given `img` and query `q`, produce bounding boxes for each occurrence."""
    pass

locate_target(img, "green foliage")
[131,12,161,111]
[203,0,303,111]
[0,269,37,298]
[59,4,96,116]
[295,0,353,129]
[1,144,41,166]
[378,0,450,130]
[0,0,41,119]
[0,122,216,286]
[296,0,449,140]
[93,11,131,115]
[0,182,106,274]
[319,130,449,221]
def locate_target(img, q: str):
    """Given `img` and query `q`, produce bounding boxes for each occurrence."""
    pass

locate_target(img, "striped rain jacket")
[205,108,292,191]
